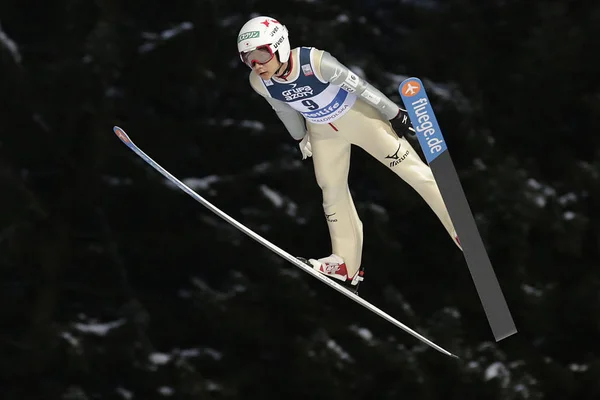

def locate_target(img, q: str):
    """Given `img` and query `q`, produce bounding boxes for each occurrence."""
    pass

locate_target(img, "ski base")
[399,77,517,342]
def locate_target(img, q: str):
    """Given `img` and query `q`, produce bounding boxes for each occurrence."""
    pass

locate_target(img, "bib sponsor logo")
[304,101,340,117]
[282,85,313,100]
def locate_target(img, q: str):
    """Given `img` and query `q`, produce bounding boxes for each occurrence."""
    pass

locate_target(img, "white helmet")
[237,16,291,64]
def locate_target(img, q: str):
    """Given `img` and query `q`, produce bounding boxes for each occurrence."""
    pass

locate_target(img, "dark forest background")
[1,0,599,399]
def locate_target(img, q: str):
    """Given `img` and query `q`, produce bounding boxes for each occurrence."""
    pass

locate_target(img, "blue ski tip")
[398,77,448,164]
[113,126,132,145]
[399,77,424,98]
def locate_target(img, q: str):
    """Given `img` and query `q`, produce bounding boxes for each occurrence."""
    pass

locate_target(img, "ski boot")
[297,254,365,295]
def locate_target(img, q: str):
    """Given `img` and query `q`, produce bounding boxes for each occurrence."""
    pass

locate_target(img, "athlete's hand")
[390,107,415,137]
[298,134,312,160]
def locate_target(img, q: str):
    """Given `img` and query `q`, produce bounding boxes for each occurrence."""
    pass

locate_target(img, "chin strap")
[275,54,292,79]
[275,62,285,75]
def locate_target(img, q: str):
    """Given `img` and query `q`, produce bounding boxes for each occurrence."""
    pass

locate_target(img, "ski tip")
[399,77,424,99]
[113,126,132,145]
[400,76,423,85]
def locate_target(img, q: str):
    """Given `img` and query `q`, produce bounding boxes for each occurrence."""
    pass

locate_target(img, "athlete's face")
[253,56,281,80]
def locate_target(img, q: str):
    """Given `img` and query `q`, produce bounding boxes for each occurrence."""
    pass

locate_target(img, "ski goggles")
[240,46,275,68]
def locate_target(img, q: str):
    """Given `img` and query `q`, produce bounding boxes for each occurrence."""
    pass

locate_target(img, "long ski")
[113,125,458,359]
[399,77,517,342]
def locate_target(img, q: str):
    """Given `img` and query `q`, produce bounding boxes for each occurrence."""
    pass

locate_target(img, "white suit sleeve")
[249,72,307,141]
[315,50,401,120]
[262,96,307,141]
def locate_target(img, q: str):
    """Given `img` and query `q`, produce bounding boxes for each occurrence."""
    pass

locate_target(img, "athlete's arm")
[316,50,401,120]
[249,72,307,141]
[263,96,307,141]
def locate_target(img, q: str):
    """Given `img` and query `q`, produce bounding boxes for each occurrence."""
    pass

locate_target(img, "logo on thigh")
[385,142,410,167]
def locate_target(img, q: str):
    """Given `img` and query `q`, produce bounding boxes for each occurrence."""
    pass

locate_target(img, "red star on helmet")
[260,19,270,27]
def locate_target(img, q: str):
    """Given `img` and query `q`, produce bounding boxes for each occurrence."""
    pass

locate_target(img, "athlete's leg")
[331,102,461,249]
[308,130,364,276]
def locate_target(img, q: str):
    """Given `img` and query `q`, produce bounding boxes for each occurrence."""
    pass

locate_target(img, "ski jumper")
[249,46,460,277]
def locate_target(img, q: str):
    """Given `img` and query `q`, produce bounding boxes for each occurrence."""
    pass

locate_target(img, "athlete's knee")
[320,184,348,208]
[315,171,345,200]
